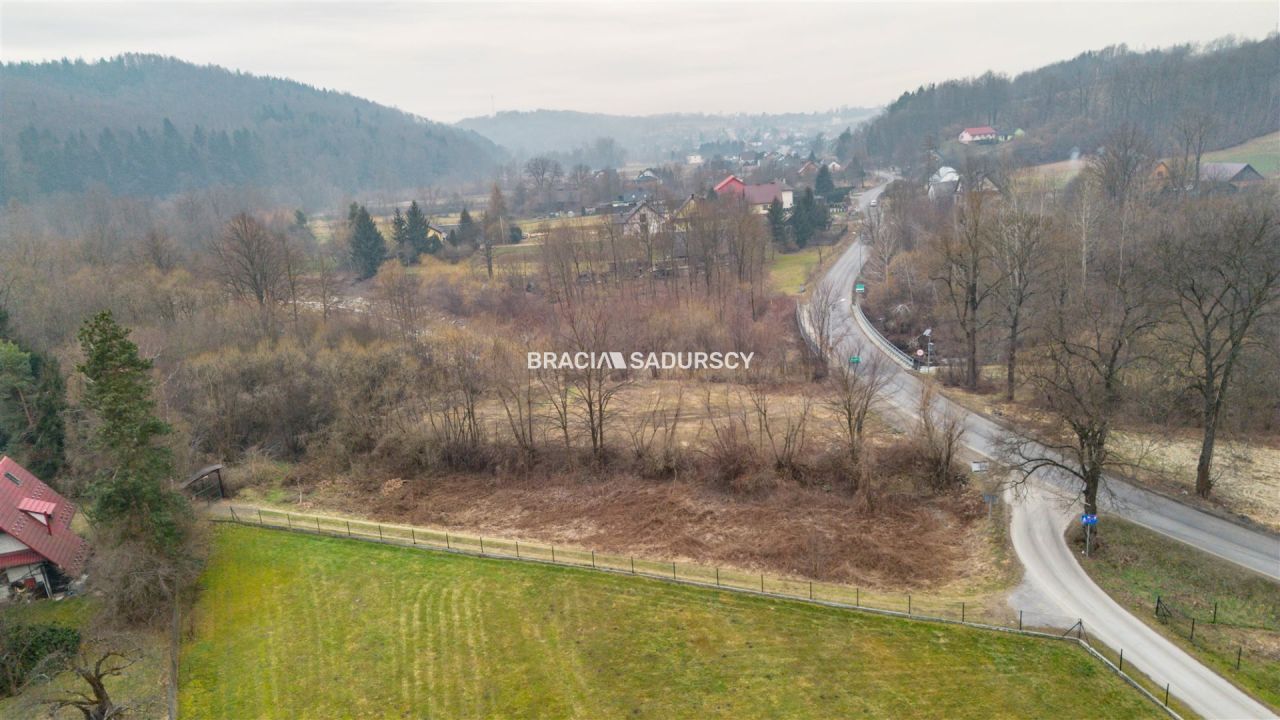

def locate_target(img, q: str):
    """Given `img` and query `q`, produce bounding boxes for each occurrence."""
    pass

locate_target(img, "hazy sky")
[3,1,1276,122]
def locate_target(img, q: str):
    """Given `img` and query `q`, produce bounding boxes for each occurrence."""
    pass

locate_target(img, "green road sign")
[849,356,861,365]
[855,283,866,294]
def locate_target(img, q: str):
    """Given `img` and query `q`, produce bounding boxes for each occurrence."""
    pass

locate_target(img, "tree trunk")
[1196,409,1218,498]
[1005,317,1019,402]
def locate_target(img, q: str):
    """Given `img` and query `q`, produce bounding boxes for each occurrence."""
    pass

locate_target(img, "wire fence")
[217,504,1183,718]
[1154,594,1277,677]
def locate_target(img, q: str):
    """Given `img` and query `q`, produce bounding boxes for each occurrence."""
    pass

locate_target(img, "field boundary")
[214,505,1180,718]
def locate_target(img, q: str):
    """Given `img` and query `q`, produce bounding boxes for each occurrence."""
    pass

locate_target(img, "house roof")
[743,182,789,205]
[0,549,45,571]
[1199,162,1260,182]
[714,175,745,193]
[962,126,997,136]
[0,456,88,576]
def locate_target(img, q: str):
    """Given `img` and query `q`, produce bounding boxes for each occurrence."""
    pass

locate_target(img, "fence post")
[631,557,635,574]
[760,574,764,593]
[316,517,321,532]
[286,514,291,529]
[591,551,596,569]
[1212,602,1218,624]
[908,595,912,615]
[809,581,813,600]
[672,562,677,580]
[1155,595,1161,617]
[550,545,554,562]
[1163,684,1169,707]
[715,567,720,586]
[1190,618,1196,642]
[961,602,965,623]
[1118,648,1124,672]
[230,507,239,522]
[480,537,485,555]
[1236,647,1242,670]
[515,541,519,558]
[378,524,383,541]
[446,532,451,550]
[258,509,263,525]
[1078,620,1084,640]
[856,588,859,607]
[1018,610,1023,631]
[346,521,351,537]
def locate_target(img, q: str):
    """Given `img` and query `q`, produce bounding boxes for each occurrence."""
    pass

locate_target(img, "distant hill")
[456,107,879,163]
[854,35,1280,171]
[0,54,504,206]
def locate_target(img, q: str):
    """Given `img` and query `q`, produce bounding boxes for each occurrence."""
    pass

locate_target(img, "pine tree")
[766,198,788,246]
[456,207,479,246]
[815,164,835,196]
[391,207,411,264]
[77,311,190,552]
[404,200,437,257]
[349,205,386,279]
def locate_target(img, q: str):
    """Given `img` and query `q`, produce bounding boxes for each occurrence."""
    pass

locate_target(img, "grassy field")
[768,245,830,295]
[1203,131,1280,177]
[1077,518,1280,710]
[178,525,1159,719]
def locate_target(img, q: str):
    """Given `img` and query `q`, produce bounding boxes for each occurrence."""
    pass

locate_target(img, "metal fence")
[217,505,1181,718]
[1155,594,1275,677]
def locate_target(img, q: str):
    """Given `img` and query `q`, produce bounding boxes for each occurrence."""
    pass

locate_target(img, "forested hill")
[0,54,503,206]
[856,35,1280,169]
[457,107,878,163]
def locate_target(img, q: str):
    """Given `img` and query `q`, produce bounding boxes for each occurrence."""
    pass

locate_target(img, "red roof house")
[0,456,88,594]
[713,175,794,214]
[958,126,998,144]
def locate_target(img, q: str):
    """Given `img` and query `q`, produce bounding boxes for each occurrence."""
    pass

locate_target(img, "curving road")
[815,180,1279,719]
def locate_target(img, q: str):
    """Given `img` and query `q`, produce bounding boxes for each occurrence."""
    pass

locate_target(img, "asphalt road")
[814,180,1279,719]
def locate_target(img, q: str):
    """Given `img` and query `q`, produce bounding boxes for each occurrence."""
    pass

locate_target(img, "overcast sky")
[3,1,1276,122]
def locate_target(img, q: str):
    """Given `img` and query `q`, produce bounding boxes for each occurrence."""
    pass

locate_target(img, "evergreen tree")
[790,188,825,248]
[349,205,386,279]
[391,207,410,265]
[766,198,789,246]
[0,311,66,479]
[480,184,509,278]
[815,164,835,196]
[404,200,437,257]
[456,207,479,246]
[77,311,189,552]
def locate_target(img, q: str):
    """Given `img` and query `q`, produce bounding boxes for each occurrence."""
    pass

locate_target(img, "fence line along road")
[215,504,1181,718]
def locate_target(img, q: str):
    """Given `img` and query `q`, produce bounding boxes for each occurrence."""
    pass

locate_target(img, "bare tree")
[1002,239,1159,517]
[1169,110,1215,195]
[931,189,999,388]
[917,383,966,491]
[209,213,285,309]
[46,648,137,720]
[1154,194,1280,497]
[372,263,425,345]
[825,349,890,465]
[993,199,1055,401]
[804,279,847,378]
[1087,124,1154,208]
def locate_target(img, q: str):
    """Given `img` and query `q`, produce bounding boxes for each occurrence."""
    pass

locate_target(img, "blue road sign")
[1081,514,1098,526]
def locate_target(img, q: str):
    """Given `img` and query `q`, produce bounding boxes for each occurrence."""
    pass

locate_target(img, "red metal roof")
[0,549,45,570]
[0,457,88,575]
[714,175,745,194]
[18,497,57,516]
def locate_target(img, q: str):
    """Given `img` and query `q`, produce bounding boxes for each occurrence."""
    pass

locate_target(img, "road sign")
[849,356,861,365]
[970,461,989,473]
[854,283,866,294]
[1080,513,1098,526]
[916,349,925,357]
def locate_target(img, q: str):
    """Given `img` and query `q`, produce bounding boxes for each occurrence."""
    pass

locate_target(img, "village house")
[957,126,998,144]
[1150,160,1266,192]
[713,175,794,214]
[0,456,88,600]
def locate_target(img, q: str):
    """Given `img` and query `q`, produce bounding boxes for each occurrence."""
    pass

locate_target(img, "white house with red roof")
[958,126,998,144]
[0,456,88,599]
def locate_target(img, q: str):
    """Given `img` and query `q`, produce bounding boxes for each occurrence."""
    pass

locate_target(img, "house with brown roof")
[0,456,88,599]
[713,175,794,214]
[1199,162,1264,187]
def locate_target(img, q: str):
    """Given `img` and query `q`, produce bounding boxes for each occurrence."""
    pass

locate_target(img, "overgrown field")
[179,525,1160,719]
[1076,518,1280,710]
[1203,131,1280,177]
